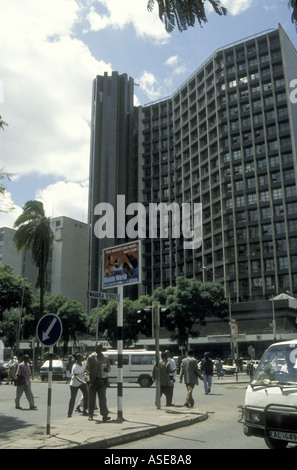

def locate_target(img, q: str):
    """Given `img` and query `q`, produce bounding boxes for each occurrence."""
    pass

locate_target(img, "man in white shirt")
[67,353,88,417]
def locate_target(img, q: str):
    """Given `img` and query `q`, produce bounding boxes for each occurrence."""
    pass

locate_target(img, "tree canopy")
[147,0,227,32]
[147,1,297,33]
[13,200,54,315]
[0,264,33,321]
[88,295,153,348]
[289,0,297,29]
[153,277,228,349]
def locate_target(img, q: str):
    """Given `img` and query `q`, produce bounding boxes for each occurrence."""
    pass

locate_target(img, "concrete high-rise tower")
[88,72,139,300]
[89,26,297,305]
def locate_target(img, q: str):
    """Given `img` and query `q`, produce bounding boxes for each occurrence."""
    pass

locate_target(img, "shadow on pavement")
[0,413,34,433]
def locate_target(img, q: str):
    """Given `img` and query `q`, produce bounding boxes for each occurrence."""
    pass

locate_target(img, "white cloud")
[0,193,22,229]
[0,0,112,185]
[165,55,187,76]
[137,71,162,101]
[86,0,170,43]
[222,0,254,16]
[165,56,179,66]
[36,180,89,223]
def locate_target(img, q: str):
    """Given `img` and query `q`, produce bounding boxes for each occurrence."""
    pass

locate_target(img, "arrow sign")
[42,317,58,342]
[36,314,63,347]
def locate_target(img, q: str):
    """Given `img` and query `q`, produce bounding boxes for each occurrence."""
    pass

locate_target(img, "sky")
[1,0,297,229]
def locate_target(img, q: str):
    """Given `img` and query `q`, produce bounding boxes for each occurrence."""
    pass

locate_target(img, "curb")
[72,412,208,449]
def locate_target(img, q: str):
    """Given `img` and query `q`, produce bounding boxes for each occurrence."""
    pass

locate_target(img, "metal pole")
[96,254,103,343]
[272,296,276,342]
[153,302,161,409]
[117,286,123,420]
[46,346,53,435]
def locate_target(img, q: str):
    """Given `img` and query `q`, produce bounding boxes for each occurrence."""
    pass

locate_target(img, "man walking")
[179,350,202,407]
[84,343,111,422]
[153,351,173,407]
[15,355,36,410]
[165,350,176,406]
[200,351,214,395]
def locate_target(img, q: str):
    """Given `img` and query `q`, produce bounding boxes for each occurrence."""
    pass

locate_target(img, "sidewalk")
[1,405,208,450]
[0,375,249,449]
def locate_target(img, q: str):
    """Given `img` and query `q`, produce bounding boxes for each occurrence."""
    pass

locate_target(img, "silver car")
[40,359,66,381]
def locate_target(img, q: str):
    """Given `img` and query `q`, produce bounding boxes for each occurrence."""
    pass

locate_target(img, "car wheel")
[264,436,288,449]
[138,375,152,387]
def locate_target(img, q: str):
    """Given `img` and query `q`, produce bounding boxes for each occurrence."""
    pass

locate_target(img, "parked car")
[221,363,236,375]
[199,360,236,376]
[0,361,9,380]
[40,359,66,381]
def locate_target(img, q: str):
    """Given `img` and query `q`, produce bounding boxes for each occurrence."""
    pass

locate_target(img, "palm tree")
[147,0,227,33]
[13,200,54,315]
[289,0,297,29]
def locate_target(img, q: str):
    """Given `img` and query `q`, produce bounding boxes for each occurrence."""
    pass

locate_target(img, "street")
[0,374,271,449]
[113,380,268,449]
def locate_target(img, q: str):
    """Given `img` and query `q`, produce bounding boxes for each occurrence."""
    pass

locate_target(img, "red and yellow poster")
[102,241,141,289]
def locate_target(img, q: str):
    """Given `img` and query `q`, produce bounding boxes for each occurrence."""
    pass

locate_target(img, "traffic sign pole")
[36,314,63,435]
[46,346,53,435]
[153,301,161,410]
[117,286,123,420]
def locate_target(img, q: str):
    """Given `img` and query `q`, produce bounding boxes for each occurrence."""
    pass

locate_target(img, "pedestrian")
[165,350,177,406]
[65,355,74,383]
[179,349,202,407]
[6,355,17,384]
[246,360,255,379]
[215,358,224,380]
[84,343,111,422]
[153,351,173,407]
[15,355,37,410]
[200,352,214,394]
[67,353,88,418]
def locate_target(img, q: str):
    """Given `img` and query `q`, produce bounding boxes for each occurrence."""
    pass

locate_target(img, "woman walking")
[67,353,88,417]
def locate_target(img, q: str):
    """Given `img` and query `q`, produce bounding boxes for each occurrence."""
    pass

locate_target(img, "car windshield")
[251,343,297,386]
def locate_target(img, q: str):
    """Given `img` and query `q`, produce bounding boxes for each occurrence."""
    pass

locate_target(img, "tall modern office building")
[89,25,297,308]
[88,72,139,301]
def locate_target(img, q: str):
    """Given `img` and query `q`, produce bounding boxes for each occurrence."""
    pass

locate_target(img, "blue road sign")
[36,314,63,347]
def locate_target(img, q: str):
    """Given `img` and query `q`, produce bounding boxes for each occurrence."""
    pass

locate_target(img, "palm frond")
[147,0,227,32]
[288,0,297,29]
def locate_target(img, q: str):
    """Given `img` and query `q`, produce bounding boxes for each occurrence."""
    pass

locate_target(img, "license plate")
[269,430,297,442]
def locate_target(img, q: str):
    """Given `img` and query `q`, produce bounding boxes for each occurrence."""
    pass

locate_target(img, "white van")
[105,349,156,387]
[239,339,297,449]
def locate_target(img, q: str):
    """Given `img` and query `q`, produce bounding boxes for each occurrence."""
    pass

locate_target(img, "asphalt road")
[0,374,260,449]
[112,382,268,449]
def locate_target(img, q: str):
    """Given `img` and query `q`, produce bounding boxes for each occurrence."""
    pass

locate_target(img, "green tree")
[21,293,88,359]
[289,0,297,29]
[13,200,54,316]
[154,277,228,350]
[147,0,227,32]
[0,264,33,321]
[0,264,33,352]
[88,295,152,348]
[57,298,88,356]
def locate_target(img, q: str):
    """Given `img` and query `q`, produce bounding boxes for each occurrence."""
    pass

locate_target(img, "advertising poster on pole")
[102,240,141,289]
